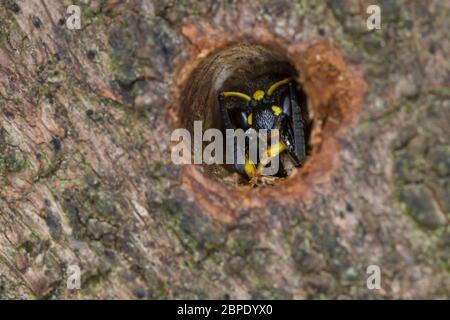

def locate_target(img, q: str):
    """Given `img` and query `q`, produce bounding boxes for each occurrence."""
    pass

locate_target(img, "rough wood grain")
[0,0,448,299]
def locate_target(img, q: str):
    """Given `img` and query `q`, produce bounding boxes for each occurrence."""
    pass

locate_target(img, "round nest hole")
[179,43,313,186]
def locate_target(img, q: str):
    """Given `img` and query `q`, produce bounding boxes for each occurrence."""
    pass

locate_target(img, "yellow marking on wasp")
[247,113,253,125]
[222,92,251,101]
[267,78,289,95]
[267,141,286,158]
[271,105,282,116]
[253,90,265,101]
[244,155,256,178]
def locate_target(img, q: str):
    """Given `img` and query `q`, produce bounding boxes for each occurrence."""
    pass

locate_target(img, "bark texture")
[0,0,449,299]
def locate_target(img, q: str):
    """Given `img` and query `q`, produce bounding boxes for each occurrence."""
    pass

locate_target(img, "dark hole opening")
[180,43,313,186]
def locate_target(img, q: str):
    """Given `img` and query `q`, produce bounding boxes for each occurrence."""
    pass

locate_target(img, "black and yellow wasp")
[218,78,306,179]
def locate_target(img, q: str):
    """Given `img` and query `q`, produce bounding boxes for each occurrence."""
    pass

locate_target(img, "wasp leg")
[218,94,254,177]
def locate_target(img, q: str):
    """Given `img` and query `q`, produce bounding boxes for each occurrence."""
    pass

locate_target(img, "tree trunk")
[0,0,448,299]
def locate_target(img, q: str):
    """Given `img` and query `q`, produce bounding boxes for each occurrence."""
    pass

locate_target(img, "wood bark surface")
[0,0,448,299]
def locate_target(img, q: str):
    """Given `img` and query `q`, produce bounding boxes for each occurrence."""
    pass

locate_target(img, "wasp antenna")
[267,78,290,96]
[222,91,252,102]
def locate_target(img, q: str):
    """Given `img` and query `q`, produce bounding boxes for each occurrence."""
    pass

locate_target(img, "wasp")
[218,78,306,180]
